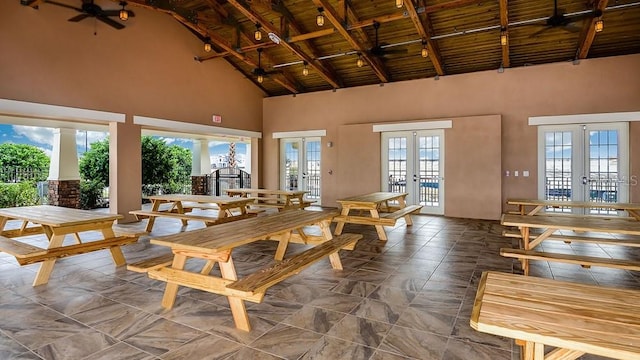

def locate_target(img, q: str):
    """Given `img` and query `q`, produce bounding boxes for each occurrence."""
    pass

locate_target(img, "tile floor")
[1,209,639,360]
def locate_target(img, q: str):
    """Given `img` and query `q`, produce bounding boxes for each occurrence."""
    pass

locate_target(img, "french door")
[538,123,629,214]
[381,130,444,215]
[280,137,321,204]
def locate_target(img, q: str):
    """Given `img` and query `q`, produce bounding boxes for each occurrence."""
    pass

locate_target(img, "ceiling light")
[421,41,428,58]
[395,0,403,8]
[254,23,262,41]
[119,1,128,21]
[316,7,325,27]
[595,19,604,32]
[302,61,309,76]
[356,54,364,68]
[257,74,264,83]
[204,37,212,52]
[500,30,508,46]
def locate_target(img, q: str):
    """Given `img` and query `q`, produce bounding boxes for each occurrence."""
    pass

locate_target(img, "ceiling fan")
[529,0,601,37]
[252,48,280,83]
[45,0,135,30]
[368,21,408,58]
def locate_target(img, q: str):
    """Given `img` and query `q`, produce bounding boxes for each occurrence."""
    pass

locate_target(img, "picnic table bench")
[128,209,361,331]
[333,192,422,241]
[471,271,640,360]
[0,205,140,286]
[130,194,256,232]
[500,213,640,275]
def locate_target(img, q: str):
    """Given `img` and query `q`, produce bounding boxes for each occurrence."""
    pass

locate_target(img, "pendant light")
[254,23,262,41]
[500,29,508,46]
[421,41,428,58]
[204,37,212,52]
[595,19,603,32]
[119,1,129,21]
[257,74,264,83]
[395,0,403,8]
[316,7,325,27]
[356,54,364,68]
[302,61,309,76]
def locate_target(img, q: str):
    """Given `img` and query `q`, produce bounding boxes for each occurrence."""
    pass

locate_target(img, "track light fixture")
[254,23,262,41]
[204,37,212,52]
[119,1,128,21]
[395,0,403,8]
[356,54,364,68]
[595,19,604,32]
[302,61,309,76]
[316,7,325,26]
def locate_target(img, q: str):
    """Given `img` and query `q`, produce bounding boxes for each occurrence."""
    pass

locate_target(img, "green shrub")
[0,182,39,207]
[79,179,105,209]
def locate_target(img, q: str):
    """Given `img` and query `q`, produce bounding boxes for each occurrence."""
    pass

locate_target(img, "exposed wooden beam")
[576,0,608,59]
[404,0,445,76]
[226,0,342,89]
[313,0,390,83]
[499,0,510,68]
[423,0,482,13]
[288,28,336,43]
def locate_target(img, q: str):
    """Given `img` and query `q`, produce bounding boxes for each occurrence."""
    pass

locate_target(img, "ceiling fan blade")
[100,9,121,17]
[45,0,82,12]
[68,13,90,22]
[529,25,552,38]
[383,48,408,54]
[96,15,125,29]
[563,23,582,33]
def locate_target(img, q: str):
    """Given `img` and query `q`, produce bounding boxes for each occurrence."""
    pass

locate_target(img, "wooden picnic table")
[0,205,135,286]
[500,213,640,275]
[132,194,256,232]
[506,198,640,220]
[333,192,422,241]
[225,188,311,210]
[471,271,640,360]
[132,209,361,331]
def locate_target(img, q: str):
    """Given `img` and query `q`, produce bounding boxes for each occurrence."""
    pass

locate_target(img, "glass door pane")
[417,131,444,214]
[543,130,573,212]
[304,138,321,203]
[386,135,408,194]
[282,139,300,191]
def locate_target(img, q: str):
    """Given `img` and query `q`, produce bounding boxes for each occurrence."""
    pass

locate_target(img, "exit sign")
[212,114,222,123]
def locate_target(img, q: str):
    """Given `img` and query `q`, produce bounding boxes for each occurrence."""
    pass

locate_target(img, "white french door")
[538,122,629,214]
[381,130,444,215]
[280,137,321,204]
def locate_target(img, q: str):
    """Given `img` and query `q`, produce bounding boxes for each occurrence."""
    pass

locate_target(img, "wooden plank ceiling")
[28,0,640,96]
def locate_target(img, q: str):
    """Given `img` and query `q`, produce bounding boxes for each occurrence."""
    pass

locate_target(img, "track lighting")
[254,23,262,41]
[302,61,309,76]
[204,37,212,52]
[356,54,364,68]
[119,1,128,21]
[395,0,403,8]
[595,19,603,32]
[316,7,325,27]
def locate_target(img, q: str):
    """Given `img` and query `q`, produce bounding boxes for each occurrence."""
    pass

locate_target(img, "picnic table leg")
[274,231,292,261]
[161,254,187,309]
[102,226,126,266]
[174,202,188,227]
[333,207,350,235]
[370,209,388,241]
[33,232,65,286]
[145,200,162,232]
[319,220,344,270]
[397,196,414,226]
[219,258,251,332]
[520,226,530,276]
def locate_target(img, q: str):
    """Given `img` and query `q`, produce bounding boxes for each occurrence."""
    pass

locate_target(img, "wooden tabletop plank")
[336,192,408,205]
[225,189,308,196]
[0,205,122,227]
[472,271,640,360]
[507,199,640,210]
[147,195,256,206]
[150,209,338,253]
[501,214,640,235]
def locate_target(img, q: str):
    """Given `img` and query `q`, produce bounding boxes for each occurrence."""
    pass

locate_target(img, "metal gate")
[210,167,251,196]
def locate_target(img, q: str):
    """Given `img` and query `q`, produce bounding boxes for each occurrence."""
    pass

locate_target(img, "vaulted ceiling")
[22,0,640,96]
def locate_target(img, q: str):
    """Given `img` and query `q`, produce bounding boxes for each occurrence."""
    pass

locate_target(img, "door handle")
[581,176,588,185]
[413,174,417,182]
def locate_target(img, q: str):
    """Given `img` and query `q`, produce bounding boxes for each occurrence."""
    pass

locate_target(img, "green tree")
[79,138,110,185]
[0,143,50,182]
[167,145,192,191]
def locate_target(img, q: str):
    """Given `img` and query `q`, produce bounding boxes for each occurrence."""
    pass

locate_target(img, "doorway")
[381,130,445,215]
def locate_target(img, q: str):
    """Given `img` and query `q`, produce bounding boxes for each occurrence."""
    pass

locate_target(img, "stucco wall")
[263,54,640,219]
[0,0,264,130]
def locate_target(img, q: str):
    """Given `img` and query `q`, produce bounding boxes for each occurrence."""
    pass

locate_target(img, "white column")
[48,128,80,181]
[191,139,211,175]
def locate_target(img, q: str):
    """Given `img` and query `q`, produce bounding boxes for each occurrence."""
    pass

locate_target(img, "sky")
[0,124,247,166]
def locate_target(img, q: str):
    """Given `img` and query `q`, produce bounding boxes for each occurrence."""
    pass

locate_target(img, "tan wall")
[264,54,640,219]
[0,1,264,130]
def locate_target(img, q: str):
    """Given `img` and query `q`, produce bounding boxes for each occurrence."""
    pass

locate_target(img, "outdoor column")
[109,120,142,222]
[48,128,81,208]
[191,139,210,195]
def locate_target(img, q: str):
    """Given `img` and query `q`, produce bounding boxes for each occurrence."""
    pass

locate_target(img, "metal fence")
[0,166,47,183]
[210,167,251,196]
